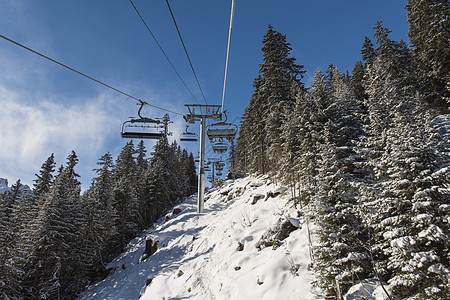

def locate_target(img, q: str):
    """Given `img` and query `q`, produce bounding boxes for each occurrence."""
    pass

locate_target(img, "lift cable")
[165,0,208,105]
[221,0,236,113]
[0,34,184,116]
[128,0,200,105]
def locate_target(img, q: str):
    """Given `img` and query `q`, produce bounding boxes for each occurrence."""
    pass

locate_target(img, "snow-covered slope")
[78,175,321,300]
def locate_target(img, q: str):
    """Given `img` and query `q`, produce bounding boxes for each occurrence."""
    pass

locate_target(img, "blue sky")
[0,0,409,190]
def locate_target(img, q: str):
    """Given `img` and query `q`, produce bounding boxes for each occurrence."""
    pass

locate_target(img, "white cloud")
[0,86,120,187]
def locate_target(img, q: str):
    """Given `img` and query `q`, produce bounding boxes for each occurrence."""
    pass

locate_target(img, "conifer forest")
[233,1,449,299]
[1,138,197,299]
[1,0,449,299]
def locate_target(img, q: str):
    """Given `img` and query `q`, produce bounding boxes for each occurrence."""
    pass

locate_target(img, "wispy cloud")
[0,85,121,187]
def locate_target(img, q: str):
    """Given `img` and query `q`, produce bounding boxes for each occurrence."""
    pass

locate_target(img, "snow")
[344,279,392,300]
[0,177,33,195]
[78,175,322,300]
[390,236,416,248]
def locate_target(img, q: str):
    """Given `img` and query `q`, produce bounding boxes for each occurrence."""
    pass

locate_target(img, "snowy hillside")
[78,175,322,300]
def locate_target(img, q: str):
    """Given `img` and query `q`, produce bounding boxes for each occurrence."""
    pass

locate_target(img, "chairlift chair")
[206,112,237,143]
[211,142,228,153]
[180,125,198,142]
[121,101,165,140]
[206,123,237,142]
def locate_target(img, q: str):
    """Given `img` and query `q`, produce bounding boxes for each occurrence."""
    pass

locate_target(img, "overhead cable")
[165,0,208,105]
[221,0,236,113]
[128,0,200,105]
[0,34,183,116]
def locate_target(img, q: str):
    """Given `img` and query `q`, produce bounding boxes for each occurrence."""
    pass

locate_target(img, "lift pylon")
[184,104,222,213]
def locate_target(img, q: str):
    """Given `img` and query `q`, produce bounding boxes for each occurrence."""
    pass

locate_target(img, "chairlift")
[121,101,165,140]
[180,125,198,142]
[211,141,228,153]
[206,112,237,142]
[216,172,223,176]
[214,161,224,171]
[205,166,211,172]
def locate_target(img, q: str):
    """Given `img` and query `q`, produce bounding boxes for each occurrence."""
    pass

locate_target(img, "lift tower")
[184,104,222,213]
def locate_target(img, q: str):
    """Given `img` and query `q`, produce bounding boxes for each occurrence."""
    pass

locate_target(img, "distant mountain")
[0,178,10,194]
[0,178,33,196]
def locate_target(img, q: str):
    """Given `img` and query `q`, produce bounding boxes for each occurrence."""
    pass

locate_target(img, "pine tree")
[233,114,249,174]
[279,82,304,188]
[406,0,450,108]
[260,25,305,174]
[135,140,150,229]
[358,21,450,299]
[244,76,269,174]
[235,25,305,176]
[312,67,371,296]
[180,149,197,197]
[350,61,368,106]
[140,135,173,224]
[0,191,18,298]
[2,172,51,298]
[21,151,86,299]
[33,153,56,198]
[81,152,118,281]
[361,36,376,67]
[112,141,139,250]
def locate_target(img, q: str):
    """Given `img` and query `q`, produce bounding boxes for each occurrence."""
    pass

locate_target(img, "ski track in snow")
[78,175,322,300]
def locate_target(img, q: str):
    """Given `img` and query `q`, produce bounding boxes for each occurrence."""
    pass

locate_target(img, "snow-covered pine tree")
[168,141,184,203]
[406,0,449,108]
[81,152,119,281]
[180,149,197,197]
[350,61,368,107]
[0,181,24,298]
[358,21,450,299]
[233,110,253,175]
[312,67,371,296]
[140,135,174,224]
[135,140,151,229]
[235,26,305,176]
[33,153,56,199]
[259,25,305,175]
[2,155,57,298]
[112,141,140,250]
[279,82,304,191]
[361,36,376,67]
[243,75,269,174]
[357,21,415,288]
[376,113,450,299]
[0,194,11,296]
[20,151,86,299]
